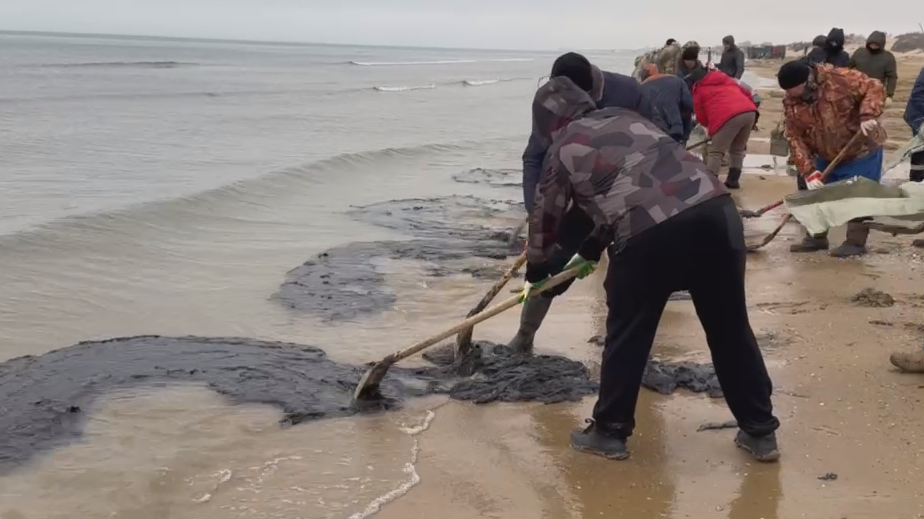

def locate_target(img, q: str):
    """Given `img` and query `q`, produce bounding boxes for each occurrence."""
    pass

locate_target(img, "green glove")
[517,279,547,303]
[563,254,598,280]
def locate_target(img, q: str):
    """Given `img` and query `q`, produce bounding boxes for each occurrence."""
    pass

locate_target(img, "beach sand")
[368,62,924,519]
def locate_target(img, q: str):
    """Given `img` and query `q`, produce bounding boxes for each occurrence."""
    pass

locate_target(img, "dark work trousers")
[592,195,780,439]
[538,204,596,299]
[911,149,924,182]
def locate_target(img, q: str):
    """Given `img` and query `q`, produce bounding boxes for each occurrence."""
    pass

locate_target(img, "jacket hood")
[722,35,736,47]
[696,69,734,89]
[812,35,827,47]
[866,30,887,48]
[825,28,845,49]
[531,76,597,147]
[641,63,671,84]
[589,64,604,102]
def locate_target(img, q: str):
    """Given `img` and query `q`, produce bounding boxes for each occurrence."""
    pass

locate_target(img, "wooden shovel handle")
[455,252,527,351]
[820,131,864,181]
[387,266,581,364]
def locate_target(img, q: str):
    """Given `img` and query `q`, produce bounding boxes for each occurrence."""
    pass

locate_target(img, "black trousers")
[911,149,924,182]
[592,195,780,438]
[538,205,595,299]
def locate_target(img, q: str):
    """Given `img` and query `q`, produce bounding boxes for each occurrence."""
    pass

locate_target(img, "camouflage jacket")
[783,64,886,176]
[632,43,682,82]
[526,77,727,265]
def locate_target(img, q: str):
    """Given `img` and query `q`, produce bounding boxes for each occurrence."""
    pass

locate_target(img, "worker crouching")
[521,76,780,462]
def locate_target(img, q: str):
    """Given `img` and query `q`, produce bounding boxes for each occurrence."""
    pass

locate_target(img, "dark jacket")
[820,28,850,67]
[522,67,665,212]
[718,35,745,79]
[525,77,725,267]
[640,68,694,143]
[905,66,924,135]
[849,31,898,98]
[677,59,704,83]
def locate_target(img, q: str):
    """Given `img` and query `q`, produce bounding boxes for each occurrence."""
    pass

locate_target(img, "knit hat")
[665,38,677,46]
[777,60,811,89]
[681,47,700,61]
[550,52,594,93]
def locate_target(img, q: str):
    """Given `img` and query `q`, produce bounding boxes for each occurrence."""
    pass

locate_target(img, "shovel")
[352,266,581,403]
[745,131,863,252]
[454,251,527,359]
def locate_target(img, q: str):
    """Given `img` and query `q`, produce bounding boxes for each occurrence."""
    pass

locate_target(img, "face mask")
[800,72,819,103]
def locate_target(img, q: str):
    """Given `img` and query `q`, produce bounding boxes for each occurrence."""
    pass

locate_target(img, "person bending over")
[521,76,781,462]
[510,52,665,354]
[689,68,759,189]
[778,60,886,258]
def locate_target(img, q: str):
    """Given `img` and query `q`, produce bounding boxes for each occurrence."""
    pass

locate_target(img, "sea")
[0,31,643,519]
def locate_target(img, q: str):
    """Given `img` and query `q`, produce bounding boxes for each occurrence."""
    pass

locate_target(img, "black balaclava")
[550,52,594,93]
[824,28,845,53]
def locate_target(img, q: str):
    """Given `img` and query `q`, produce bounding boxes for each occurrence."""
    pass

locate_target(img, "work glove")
[885,97,893,106]
[860,119,880,136]
[518,279,546,303]
[805,170,825,190]
[563,254,598,280]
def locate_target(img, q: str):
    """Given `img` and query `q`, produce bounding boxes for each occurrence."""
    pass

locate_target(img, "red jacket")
[692,71,757,136]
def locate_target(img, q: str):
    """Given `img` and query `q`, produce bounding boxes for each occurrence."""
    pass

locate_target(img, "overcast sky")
[0,0,917,50]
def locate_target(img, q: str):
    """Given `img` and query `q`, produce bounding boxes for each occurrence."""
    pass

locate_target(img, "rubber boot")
[789,229,829,253]
[910,167,924,183]
[830,221,869,258]
[724,167,742,189]
[890,350,924,373]
[506,295,553,354]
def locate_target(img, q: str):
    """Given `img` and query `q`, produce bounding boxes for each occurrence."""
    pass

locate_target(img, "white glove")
[706,62,716,70]
[860,119,879,136]
[805,170,824,190]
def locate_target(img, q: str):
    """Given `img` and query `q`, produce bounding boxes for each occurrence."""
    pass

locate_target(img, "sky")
[0,0,919,50]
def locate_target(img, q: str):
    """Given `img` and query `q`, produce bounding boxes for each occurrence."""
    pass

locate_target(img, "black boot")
[789,229,829,253]
[910,168,924,183]
[570,419,629,460]
[735,430,781,462]
[830,221,869,258]
[506,295,553,354]
[724,167,742,189]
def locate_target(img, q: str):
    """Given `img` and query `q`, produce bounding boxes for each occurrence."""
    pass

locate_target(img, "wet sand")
[5,72,924,518]
[375,174,924,519]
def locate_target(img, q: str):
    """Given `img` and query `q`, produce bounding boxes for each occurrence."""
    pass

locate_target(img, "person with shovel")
[521,75,781,462]
[511,52,664,354]
[778,60,886,257]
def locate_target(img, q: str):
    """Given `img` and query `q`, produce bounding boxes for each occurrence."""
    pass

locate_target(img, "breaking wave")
[462,78,521,86]
[350,58,533,66]
[373,84,437,92]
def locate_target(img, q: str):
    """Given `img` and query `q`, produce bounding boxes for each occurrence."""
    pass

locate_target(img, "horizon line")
[0,28,646,54]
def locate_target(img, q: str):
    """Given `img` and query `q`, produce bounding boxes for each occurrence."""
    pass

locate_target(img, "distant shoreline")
[0,29,562,54]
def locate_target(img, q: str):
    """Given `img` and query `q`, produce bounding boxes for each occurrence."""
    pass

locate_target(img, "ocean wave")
[373,84,436,92]
[461,78,522,87]
[39,61,198,69]
[350,58,532,66]
[0,137,521,241]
